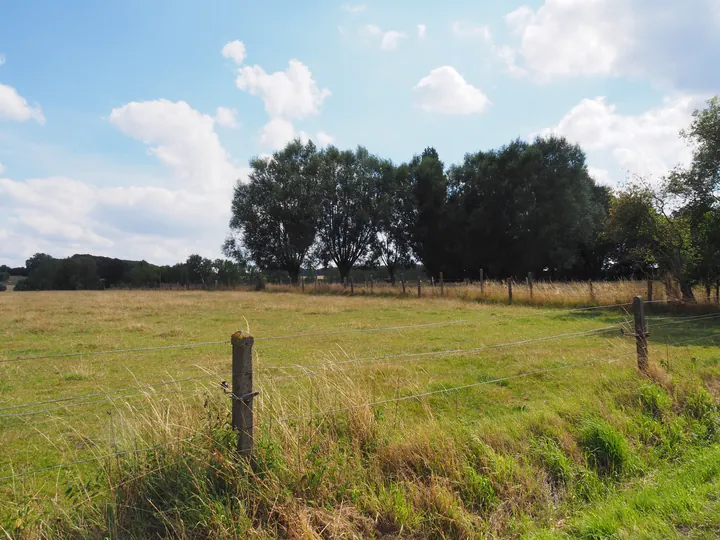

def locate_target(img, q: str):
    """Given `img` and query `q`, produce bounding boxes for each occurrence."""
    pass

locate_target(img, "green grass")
[1,290,720,537]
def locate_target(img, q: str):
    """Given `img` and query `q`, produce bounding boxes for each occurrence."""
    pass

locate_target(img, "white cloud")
[363,24,407,50]
[235,60,331,120]
[259,118,333,150]
[343,3,366,13]
[0,161,5,174]
[413,66,490,115]
[221,40,247,65]
[417,24,426,38]
[109,99,243,190]
[537,94,706,181]
[588,167,613,186]
[0,55,5,67]
[381,31,406,50]
[500,0,720,89]
[316,131,334,147]
[215,106,239,128]
[451,21,492,42]
[0,83,45,124]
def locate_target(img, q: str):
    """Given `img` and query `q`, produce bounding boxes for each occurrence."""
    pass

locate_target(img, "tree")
[129,261,160,287]
[316,146,384,280]
[372,161,414,283]
[186,254,215,285]
[229,140,322,284]
[408,148,449,279]
[214,259,245,286]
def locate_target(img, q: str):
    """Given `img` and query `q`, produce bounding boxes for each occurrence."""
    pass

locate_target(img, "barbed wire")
[274,351,635,424]
[0,302,639,365]
[0,434,202,483]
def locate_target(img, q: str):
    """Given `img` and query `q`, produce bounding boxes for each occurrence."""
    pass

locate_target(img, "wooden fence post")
[589,280,595,303]
[528,272,533,300]
[401,273,406,294]
[507,278,513,304]
[439,272,444,297]
[479,269,484,295]
[231,331,256,459]
[350,276,354,295]
[301,276,305,293]
[417,277,422,298]
[633,296,649,373]
[647,278,653,303]
[370,275,374,293]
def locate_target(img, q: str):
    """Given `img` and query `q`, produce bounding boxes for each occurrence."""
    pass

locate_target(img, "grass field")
[1,290,720,538]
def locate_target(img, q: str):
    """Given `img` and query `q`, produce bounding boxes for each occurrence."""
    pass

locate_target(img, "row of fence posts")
[228,294,652,459]
[280,273,669,307]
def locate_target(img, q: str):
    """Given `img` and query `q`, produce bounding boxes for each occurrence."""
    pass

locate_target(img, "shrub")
[0,283,6,292]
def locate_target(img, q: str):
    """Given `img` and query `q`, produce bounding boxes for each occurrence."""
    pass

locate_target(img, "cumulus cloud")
[500,0,720,89]
[259,118,333,150]
[221,40,247,65]
[109,99,243,190]
[235,60,331,120]
[417,24,426,38]
[215,106,239,128]
[413,66,490,115]
[536,94,706,181]
[363,24,407,50]
[0,83,45,124]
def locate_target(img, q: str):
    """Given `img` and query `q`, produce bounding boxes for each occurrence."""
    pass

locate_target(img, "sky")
[1,0,719,267]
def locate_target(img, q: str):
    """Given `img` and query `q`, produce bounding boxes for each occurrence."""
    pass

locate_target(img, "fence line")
[274,351,636,424]
[0,434,202,483]
[1,302,639,365]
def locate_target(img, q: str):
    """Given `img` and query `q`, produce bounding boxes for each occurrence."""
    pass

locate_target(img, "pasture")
[2,289,720,538]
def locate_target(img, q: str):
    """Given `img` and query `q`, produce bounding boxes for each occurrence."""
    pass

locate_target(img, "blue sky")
[1,0,718,266]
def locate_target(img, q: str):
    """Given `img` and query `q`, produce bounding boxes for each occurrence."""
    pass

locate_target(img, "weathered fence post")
[633,296,649,373]
[647,278,653,303]
[418,277,422,298]
[401,273,406,294]
[507,278,513,304]
[528,272,533,300]
[370,275,374,293]
[350,276,354,295]
[479,269,484,295]
[589,280,595,303]
[439,272,444,297]
[301,276,305,293]
[231,331,256,459]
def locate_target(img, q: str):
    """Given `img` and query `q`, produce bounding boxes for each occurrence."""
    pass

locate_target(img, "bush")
[579,419,633,476]
[0,283,6,292]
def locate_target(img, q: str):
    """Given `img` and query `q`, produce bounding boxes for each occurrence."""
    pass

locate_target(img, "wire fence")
[1,297,718,486]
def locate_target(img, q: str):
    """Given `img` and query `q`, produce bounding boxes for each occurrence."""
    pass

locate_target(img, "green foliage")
[637,383,671,419]
[532,437,575,487]
[578,419,634,476]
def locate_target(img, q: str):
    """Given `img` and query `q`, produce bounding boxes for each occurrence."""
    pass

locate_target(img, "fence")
[1,296,719,483]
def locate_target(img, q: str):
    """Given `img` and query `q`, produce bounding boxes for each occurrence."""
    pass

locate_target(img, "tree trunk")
[680,279,696,302]
[337,263,351,281]
[388,265,396,285]
[706,280,712,303]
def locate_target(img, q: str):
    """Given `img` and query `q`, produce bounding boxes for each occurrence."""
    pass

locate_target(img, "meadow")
[1,288,720,538]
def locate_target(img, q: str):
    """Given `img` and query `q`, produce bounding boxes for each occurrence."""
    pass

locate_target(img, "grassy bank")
[1,291,720,537]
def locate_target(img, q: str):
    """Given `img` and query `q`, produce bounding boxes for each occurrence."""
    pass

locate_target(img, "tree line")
[226,97,720,300]
[9,254,249,291]
[6,97,718,300]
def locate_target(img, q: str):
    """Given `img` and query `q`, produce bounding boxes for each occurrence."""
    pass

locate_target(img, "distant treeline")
[6,254,249,291]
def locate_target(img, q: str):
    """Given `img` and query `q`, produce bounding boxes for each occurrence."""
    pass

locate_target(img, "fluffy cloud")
[364,24,407,50]
[501,0,720,89]
[109,99,243,190]
[0,83,45,124]
[215,106,239,128]
[259,118,333,150]
[417,24,426,38]
[0,161,5,174]
[537,94,706,181]
[221,40,247,65]
[413,66,490,115]
[235,60,331,120]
